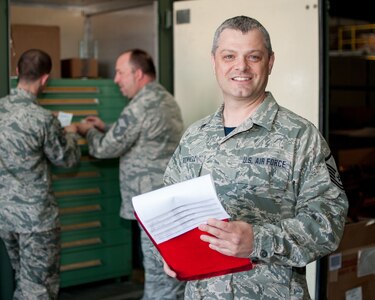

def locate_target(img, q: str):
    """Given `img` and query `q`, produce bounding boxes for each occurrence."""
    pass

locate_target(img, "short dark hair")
[212,15,273,57]
[128,49,156,78]
[17,49,52,82]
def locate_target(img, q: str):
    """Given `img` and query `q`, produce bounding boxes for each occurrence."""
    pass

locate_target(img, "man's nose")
[235,57,249,71]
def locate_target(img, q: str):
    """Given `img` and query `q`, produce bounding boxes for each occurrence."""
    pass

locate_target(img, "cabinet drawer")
[61,226,131,253]
[60,244,132,288]
[58,195,121,216]
[54,181,120,200]
[60,212,124,233]
[52,166,119,187]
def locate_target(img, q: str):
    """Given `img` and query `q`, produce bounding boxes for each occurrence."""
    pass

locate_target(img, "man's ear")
[40,74,50,86]
[268,53,275,75]
[134,68,143,80]
[211,54,216,75]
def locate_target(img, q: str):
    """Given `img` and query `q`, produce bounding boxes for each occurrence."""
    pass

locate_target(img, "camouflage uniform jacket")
[86,81,183,220]
[164,92,348,299]
[0,88,81,233]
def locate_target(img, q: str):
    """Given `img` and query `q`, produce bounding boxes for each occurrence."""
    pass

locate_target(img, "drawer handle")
[61,221,101,232]
[60,204,102,215]
[52,109,98,116]
[43,86,99,93]
[78,138,87,145]
[55,187,101,198]
[53,170,100,180]
[62,237,102,249]
[38,98,99,105]
[80,155,99,162]
[60,259,102,272]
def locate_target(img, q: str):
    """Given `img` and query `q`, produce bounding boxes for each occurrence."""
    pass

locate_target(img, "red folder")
[135,214,253,281]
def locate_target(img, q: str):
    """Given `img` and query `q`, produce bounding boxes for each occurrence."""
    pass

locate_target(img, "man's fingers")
[199,218,232,234]
[163,260,177,278]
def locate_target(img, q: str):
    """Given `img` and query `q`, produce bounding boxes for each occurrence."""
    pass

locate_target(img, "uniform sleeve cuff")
[249,224,274,263]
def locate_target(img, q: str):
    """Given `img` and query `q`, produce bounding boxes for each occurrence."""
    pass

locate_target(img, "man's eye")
[248,55,260,62]
[223,55,234,60]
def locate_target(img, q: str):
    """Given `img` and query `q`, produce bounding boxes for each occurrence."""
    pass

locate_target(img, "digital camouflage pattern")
[0,228,61,300]
[164,93,348,299]
[86,81,184,220]
[86,81,185,300]
[0,87,81,299]
[140,228,185,300]
[0,88,81,232]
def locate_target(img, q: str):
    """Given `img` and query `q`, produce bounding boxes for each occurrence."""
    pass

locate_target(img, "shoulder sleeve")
[43,115,81,168]
[86,102,143,159]
[251,124,348,266]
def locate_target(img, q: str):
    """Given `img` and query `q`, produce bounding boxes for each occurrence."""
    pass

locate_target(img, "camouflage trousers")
[140,227,186,300]
[184,268,311,300]
[0,228,61,300]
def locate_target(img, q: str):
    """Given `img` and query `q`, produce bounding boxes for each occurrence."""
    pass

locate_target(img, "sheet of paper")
[57,111,73,127]
[132,174,230,244]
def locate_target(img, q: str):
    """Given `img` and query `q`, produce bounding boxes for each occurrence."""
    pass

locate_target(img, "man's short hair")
[128,49,156,78]
[211,15,273,57]
[17,49,52,82]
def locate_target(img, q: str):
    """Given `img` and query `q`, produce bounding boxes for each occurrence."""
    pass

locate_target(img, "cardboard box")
[327,220,375,300]
[11,24,61,78]
[61,58,98,78]
[338,147,375,170]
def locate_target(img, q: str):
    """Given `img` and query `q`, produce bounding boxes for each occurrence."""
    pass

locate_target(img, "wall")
[173,0,320,129]
[10,4,156,78]
[10,6,84,60]
[91,5,157,78]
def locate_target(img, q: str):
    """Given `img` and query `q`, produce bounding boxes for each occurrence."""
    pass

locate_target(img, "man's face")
[212,29,274,103]
[114,53,138,99]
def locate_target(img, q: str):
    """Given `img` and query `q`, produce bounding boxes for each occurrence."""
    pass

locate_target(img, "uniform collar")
[200,92,279,134]
[131,80,158,102]
[246,92,279,132]
[12,87,38,104]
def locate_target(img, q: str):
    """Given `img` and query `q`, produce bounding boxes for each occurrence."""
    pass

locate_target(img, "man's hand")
[199,218,254,258]
[162,259,177,278]
[76,122,95,136]
[85,116,106,132]
[64,124,78,134]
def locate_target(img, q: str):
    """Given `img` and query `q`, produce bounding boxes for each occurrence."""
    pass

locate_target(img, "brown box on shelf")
[11,24,61,78]
[61,58,98,78]
[327,220,375,300]
[338,147,375,169]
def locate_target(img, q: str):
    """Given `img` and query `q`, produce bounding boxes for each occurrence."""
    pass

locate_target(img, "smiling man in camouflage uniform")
[163,16,348,299]
[0,49,81,299]
[77,49,185,300]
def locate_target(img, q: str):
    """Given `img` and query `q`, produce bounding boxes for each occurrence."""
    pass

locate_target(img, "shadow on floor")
[59,272,144,300]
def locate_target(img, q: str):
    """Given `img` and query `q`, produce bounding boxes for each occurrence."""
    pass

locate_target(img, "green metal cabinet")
[10,78,133,288]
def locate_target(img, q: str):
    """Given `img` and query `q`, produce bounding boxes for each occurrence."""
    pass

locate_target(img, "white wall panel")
[174,0,319,128]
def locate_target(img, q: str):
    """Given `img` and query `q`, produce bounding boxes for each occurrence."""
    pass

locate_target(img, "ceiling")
[9,0,375,22]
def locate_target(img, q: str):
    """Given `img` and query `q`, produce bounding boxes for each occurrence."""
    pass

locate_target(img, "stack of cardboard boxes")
[327,219,375,299]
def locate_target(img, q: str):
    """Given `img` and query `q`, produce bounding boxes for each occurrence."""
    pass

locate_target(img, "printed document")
[132,174,230,244]
[57,111,73,127]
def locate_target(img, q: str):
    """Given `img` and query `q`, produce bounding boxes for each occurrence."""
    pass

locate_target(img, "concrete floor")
[59,270,144,300]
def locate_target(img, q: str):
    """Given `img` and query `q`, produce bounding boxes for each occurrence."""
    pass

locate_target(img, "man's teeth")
[233,77,250,81]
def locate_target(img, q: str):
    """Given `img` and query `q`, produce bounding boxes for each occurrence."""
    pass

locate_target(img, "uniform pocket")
[226,148,293,222]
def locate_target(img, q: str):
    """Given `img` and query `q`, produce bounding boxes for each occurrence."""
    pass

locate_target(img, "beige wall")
[91,5,157,78]
[10,4,156,78]
[11,6,84,60]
